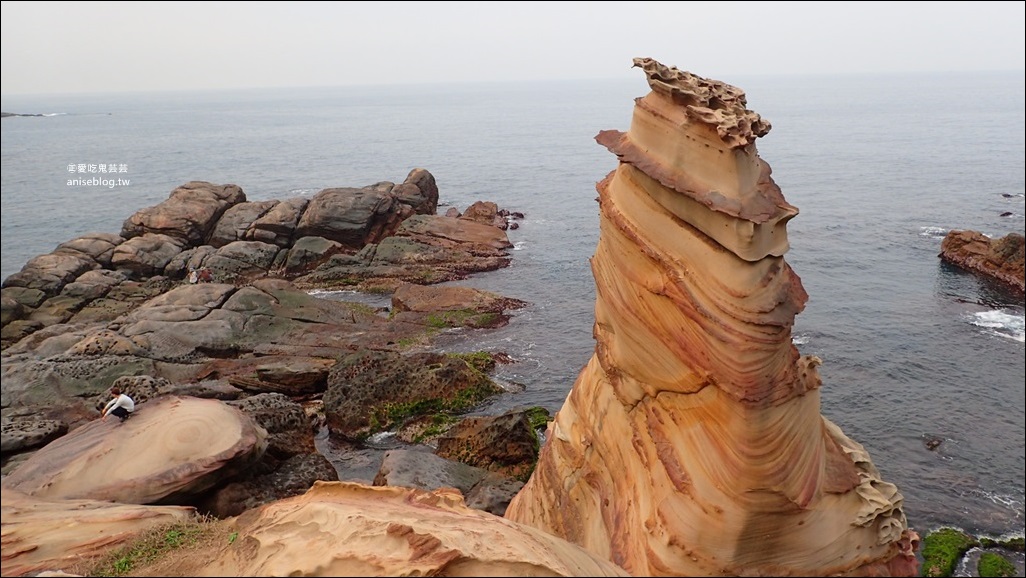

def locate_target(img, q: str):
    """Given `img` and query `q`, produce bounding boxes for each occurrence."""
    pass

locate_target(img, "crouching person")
[102,387,135,422]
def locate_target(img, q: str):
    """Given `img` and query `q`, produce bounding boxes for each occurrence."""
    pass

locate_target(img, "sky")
[1,1,1024,95]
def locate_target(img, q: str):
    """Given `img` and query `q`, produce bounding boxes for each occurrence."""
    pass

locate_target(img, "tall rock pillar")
[505,58,918,577]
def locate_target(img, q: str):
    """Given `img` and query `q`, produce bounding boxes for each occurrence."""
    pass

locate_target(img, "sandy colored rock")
[595,57,795,261]
[134,481,628,577]
[55,232,125,269]
[0,489,195,577]
[2,396,267,504]
[396,213,513,251]
[505,59,918,577]
[1,251,98,296]
[110,233,185,278]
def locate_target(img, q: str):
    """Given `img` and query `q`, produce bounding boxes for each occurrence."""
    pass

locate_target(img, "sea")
[2,71,1024,548]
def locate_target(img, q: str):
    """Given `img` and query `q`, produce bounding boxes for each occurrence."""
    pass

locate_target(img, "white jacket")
[103,394,135,415]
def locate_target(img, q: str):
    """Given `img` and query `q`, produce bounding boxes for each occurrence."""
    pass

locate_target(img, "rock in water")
[939,230,1025,292]
[504,58,920,576]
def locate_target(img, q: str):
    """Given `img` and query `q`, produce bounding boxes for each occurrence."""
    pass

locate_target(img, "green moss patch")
[921,527,978,577]
[977,552,1017,577]
[525,406,551,431]
[364,364,500,438]
[980,536,1025,552]
[425,309,500,329]
[447,351,496,373]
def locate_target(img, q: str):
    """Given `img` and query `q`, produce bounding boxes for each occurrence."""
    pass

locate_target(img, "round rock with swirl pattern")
[1,395,268,505]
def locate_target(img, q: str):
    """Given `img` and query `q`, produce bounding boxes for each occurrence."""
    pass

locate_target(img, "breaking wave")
[968,309,1026,343]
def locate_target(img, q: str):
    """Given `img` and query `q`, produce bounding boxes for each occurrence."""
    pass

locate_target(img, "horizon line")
[3,68,1024,100]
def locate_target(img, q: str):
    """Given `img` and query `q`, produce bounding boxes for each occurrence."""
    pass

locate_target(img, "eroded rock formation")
[133,481,629,577]
[505,57,919,576]
[940,230,1024,292]
[0,489,196,577]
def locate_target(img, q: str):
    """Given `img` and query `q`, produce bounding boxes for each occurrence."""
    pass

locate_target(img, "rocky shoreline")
[10,59,1019,577]
[0,169,571,575]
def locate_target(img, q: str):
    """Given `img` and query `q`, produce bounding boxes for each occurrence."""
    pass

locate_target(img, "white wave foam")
[41,112,67,117]
[791,333,810,346]
[985,492,1024,509]
[305,289,329,296]
[513,241,525,251]
[969,310,1026,343]
[961,487,1025,511]
[306,288,352,297]
[364,431,400,449]
[288,187,318,196]
[919,226,949,239]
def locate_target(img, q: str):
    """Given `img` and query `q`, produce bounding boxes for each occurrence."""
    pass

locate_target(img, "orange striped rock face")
[505,58,919,577]
[150,482,630,578]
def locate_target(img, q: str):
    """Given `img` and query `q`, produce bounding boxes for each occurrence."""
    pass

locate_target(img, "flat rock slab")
[2,395,267,504]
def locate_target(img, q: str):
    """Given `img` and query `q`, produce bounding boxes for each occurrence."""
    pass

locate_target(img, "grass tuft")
[87,519,215,577]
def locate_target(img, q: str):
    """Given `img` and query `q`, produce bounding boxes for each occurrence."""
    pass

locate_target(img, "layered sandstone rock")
[135,481,629,577]
[505,58,919,576]
[0,489,196,577]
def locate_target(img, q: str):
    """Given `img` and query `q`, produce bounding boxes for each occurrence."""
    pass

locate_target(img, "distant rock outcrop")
[940,230,1025,292]
[505,58,919,576]
[1,168,512,350]
[121,182,246,246]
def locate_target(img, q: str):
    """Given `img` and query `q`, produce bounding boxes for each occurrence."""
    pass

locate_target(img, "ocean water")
[2,72,1024,541]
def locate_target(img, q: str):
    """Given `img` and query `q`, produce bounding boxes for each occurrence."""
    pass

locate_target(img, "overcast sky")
[2,1,1023,95]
